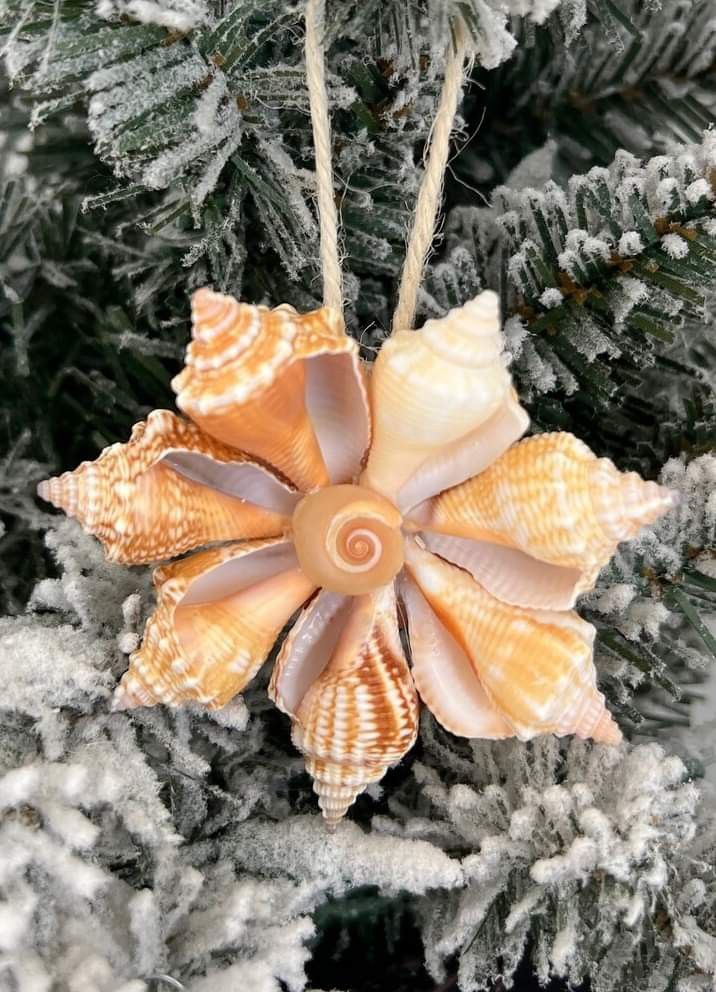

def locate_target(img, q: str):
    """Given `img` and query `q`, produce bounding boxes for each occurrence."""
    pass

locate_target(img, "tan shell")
[113,539,316,710]
[172,289,370,491]
[361,290,514,505]
[291,484,404,595]
[37,410,296,564]
[404,541,621,744]
[270,584,419,825]
[412,432,677,607]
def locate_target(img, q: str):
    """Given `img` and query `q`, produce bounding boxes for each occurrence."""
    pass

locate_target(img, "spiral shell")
[113,539,316,710]
[270,584,419,825]
[361,290,514,505]
[404,541,621,744]
[37,410,294,564]
[172,289,370,491]
[291,484,404,595]
[414,432,677,605]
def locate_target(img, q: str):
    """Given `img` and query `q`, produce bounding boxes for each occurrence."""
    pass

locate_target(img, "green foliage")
[458,0,716,192]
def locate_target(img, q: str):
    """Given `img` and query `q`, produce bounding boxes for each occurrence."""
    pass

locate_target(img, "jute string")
[304,1,467,330]
[304,0,343,313]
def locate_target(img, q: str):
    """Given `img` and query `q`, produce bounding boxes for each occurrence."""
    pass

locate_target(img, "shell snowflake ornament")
[38,288,677,826]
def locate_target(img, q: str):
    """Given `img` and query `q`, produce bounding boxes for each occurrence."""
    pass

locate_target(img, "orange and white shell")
[402,541,621,744]
[172,290,370,491]
[37,410,297,564]
[270,583,419,826]
[410,432,677,609]
[291,484,404,595]
[114,539,317,710]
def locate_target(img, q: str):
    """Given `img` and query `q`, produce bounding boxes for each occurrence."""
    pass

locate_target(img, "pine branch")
[382,726,715,992]
[459,0,716,190]
[426,135,716,475]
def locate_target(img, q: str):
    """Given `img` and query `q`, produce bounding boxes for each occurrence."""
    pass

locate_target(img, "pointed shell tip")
[592,711,622,745]
[110,687,134,712]
[468,288,499,317]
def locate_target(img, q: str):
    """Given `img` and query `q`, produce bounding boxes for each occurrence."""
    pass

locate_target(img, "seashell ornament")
[38,287,677,825]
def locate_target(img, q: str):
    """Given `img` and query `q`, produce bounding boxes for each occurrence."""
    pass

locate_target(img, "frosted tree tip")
[591,711,623,746]
[663,487,681,509]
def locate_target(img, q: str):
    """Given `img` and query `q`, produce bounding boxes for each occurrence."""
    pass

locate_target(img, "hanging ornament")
[37,1,677,827]
[38,286,676,825]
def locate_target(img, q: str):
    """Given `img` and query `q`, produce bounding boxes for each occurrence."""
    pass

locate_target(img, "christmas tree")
[1,2,715,990]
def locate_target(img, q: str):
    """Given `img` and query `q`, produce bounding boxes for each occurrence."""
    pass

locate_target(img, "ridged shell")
[400,575,514,739]
[37,410,294,564]
[172,289,370,491]
[113,539,316,710]
[404,541,621,744]
[414,432,676,604]
[361,290,513,504]
[270,584,419,826]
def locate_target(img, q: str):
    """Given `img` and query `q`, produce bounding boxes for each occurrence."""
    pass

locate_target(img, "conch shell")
[404,541,621,744]
[37,410,296,564]
[412,432,676,606]
[361,290,518,508]
[113,539,316,710]
[270,584,419,826]
[172,290,370,491]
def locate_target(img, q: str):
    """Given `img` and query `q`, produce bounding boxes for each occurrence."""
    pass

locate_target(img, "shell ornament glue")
[38,288,676,826]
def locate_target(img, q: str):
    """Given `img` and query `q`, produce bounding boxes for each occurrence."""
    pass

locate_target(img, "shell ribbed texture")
[405,543,621,744]
[36,410,287,564]
[173,289,355,491]
[289,586,419,825]
[424,432,676,583]
[362,290,511,502]
[113,541,316,711]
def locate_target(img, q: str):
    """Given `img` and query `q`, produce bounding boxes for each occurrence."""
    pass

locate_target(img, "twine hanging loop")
[305,2,469,331]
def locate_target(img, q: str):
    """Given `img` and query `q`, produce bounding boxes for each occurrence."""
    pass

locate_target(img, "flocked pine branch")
[424,133,716,472]
[586,453,716,739]
[458,0,716,191]
[377,721,716,992]
[0,522,460,990]
[0,0,602,315]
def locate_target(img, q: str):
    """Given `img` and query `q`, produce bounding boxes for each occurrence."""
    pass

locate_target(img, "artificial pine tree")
[0,2,715,991]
